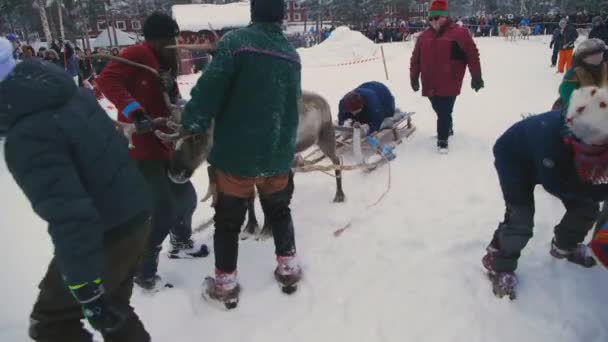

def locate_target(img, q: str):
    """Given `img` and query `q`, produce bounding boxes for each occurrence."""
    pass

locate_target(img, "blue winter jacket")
[494,110,608,205]
[0,60,151,286]
[338,81,396,133]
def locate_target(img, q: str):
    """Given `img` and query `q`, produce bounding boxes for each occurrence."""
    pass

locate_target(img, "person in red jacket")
[97,12,204,290]
[410,0,484,153]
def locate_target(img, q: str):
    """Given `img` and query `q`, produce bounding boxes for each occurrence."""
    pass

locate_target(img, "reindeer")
[159,90,345,240]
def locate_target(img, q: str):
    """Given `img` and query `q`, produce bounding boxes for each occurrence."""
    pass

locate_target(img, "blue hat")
[0,38,16,82]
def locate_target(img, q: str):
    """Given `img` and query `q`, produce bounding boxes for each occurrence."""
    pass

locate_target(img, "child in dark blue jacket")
[483,86,608,298]
[338,81,397,136]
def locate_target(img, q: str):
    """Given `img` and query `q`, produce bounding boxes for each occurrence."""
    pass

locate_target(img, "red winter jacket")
[96,42,177,161]
[410,22,482,97]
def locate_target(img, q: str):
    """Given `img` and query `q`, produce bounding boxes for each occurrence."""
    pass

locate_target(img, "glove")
[472,78,484,92]
[69,280,126,336]
[131,110,156,134]
[411,78,420,92]
[343,119,353,128]
[353,123,371,136]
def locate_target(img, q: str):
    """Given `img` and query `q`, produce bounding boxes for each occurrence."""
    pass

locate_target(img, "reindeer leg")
[240,197,259,240]
[319,124,346,203]
[257,195,274,241]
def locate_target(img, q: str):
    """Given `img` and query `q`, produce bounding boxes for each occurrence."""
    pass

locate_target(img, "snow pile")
[297,26,379,67]
[172,1,251,32]
[93,28,139,48]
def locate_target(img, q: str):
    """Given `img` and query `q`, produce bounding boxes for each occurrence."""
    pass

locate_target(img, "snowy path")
[1,36,607,342]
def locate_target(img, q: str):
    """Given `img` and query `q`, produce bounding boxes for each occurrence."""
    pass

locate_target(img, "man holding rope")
[97,12,202,291]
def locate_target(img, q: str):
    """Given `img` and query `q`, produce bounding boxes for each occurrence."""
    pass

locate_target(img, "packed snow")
[2,31,608,342]
[298,26,380,67]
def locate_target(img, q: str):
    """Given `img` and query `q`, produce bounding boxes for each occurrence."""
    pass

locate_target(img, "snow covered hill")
[1,32,607,342]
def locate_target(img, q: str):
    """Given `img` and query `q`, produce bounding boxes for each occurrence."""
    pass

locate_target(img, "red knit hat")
[343,92,364,113]
[429,0,449,17]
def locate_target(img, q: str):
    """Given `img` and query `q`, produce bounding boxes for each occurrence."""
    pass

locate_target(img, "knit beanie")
[429,0,449,17]
[566,86,608,146]
[574,38,607,67]
[343,92,364,113]
[0,38,16,82]
[251,0,286,23]
[143,12,180,41]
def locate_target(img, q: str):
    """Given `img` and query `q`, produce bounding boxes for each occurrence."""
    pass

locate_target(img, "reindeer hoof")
[333,193,346,203]
[256,224,273,241]
[242,222,259,240]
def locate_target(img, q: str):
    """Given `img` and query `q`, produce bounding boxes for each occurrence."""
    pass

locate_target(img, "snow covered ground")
[2,31,608,342]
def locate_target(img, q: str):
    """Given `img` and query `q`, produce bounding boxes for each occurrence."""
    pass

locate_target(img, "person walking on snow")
[338,81,404,136]
[550,27,562,68]
[557,18,578,73]
[96,12,203,291]
[410,0,484,153]
[158,0,302,309]
[0,38,152,341]
[483,86,608,299]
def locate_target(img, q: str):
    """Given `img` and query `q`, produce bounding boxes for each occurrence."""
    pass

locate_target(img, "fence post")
[380,45,389,81]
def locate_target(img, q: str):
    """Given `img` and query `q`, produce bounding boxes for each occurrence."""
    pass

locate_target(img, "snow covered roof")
[171,1,251,32]
[93,28,139,48]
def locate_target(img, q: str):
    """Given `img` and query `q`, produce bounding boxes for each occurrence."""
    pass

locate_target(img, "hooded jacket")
[0,60,150,285]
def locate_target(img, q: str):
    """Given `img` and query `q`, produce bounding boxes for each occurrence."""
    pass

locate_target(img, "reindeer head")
[165,121,215,184]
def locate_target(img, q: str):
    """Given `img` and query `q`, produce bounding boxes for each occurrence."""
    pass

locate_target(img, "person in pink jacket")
[410,0,484,153]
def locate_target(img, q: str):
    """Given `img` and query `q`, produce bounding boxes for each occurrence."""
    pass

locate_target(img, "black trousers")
[429,96,457,142]
[213,171,296,273]
[551,47,559,66]
[29,218,151,342]
[136,160,197,278]
[490,199,599,272]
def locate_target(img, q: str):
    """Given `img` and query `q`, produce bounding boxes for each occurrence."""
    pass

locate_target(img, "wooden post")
[353,126,363,164]
[380,45,389,81]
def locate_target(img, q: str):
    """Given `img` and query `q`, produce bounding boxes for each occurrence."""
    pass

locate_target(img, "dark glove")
[131,110,155,134]
[472,78,484,92]
[69,280,127,336]
[411,78,420,92]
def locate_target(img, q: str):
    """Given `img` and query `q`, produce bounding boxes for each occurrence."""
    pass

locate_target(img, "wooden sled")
[298,112,416,172]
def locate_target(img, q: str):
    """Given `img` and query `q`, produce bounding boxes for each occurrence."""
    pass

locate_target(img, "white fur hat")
[566,86,608,145]
[0,37,16,82]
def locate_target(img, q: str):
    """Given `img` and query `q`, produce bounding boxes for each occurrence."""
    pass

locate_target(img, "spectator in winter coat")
[63,43,80,84]
[44,49,63,69]
[483,86,608,298]
[79,47,95,86]
[0,38,152,342]
[550,27,562,67]
[338,81,397,136]
[164,0,302,309]
[558,19,579,73]
[96,12,201,291]
[590,16,608,61]
[559,39,608,109]
[410,0,483,152]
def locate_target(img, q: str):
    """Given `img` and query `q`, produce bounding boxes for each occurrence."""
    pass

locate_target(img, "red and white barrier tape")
[305,50,381,68]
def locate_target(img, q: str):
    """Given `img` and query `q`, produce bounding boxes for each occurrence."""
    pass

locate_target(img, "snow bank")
[297,26,379,67]
[172,1,250,32]
[93,28,139,48]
